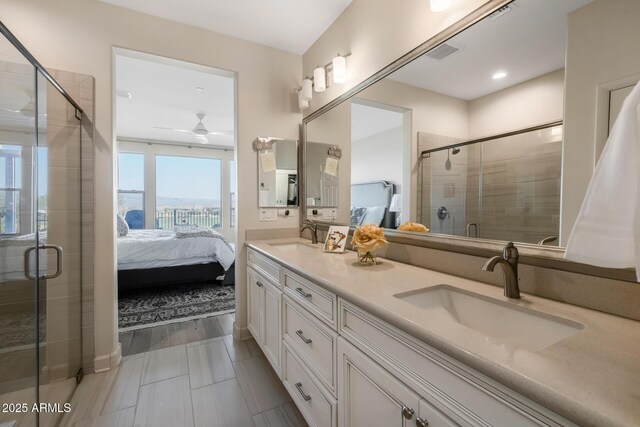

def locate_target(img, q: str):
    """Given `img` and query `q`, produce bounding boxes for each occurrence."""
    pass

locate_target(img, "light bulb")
[332,55,347,84]
[430,0,451,12]
[301,78,312,101]
[313,66,326,92]
[298,89,309,110]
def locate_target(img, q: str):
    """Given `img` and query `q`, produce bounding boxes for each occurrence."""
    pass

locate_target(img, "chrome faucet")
[300,219,318,244]
[482,242,520,299]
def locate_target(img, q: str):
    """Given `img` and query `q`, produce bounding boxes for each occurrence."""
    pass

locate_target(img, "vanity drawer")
[338,299,571,427]
[282,343,337,427]
[283,296,337,395]
[248,248,281,286]
[284,269,337,328]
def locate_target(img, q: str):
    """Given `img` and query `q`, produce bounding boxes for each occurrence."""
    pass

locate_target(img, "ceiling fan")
[0,91,42,120]
[154,113,232,143]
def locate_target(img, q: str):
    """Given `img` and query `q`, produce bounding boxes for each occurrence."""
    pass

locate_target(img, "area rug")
[118,282,235,331]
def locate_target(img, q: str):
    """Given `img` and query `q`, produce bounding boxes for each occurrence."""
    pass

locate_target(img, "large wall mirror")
[303,0,640,251]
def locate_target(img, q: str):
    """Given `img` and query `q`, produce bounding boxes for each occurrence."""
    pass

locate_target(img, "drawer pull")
[402,406,415,420]
[295,287,312,299]
[295,330,313,344]
[416,417,429,427]
[257,281,264,288]
[295,382,312,401]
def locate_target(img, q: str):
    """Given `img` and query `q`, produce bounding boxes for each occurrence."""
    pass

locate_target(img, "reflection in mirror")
[303,0,640,248]
[257,138,298,207]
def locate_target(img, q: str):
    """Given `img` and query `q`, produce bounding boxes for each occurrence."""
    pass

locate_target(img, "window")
[0,145,22,235]
[155,155,222,229]
[118,152,145,229]
[229,160,236,228]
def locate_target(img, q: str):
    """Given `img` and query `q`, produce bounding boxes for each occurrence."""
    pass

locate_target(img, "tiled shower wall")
[50,69,95,373]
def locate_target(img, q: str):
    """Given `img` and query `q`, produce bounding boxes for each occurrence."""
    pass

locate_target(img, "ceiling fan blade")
[153,126,193,134]
[0,106,21,114]
[207,130,234,136]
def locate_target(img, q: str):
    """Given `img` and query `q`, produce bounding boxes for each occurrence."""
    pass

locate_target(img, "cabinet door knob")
[416,417,429,427]
[257,281,263,288]
[402,406,415,420]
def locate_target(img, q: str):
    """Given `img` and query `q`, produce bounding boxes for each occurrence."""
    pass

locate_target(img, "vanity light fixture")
[492,71,507,79]
[296,52,351,109]
[430,0,452,12]
[314,66,327,92]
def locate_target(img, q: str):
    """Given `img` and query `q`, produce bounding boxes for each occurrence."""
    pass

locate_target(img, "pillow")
[116,213,129,237]
[360,205,387,227]
[350,206,367,226]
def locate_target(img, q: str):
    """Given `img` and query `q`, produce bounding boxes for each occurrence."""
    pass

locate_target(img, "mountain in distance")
[118,193,220,212]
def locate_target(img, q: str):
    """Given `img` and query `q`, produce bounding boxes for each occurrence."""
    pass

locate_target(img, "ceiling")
[388,0,593,101]
[99,0,352,55]
[351,101,403,142]
[115,50,235,147]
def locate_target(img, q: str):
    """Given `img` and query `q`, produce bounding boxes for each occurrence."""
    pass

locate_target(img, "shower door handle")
[24,244,64,280]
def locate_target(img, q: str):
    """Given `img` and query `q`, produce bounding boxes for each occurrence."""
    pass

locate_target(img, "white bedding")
[117,229,235,271]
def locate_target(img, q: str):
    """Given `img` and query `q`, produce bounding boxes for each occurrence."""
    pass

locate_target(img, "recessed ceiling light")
[195,87,205,92]
[492,71,507,80]
[430,0,451,12]
[116,90,133,99]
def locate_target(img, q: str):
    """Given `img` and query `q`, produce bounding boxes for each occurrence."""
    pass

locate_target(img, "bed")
[117,229,235,291]
[350,181,396,229]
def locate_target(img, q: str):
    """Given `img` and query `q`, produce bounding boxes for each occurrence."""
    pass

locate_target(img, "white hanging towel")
[564,81,640,280]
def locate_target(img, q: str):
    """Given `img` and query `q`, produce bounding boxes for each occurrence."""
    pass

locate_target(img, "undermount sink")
[394,285,584,351]
[268,241,319,252]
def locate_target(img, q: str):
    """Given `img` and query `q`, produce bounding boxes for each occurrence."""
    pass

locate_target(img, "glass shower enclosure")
[0,23,83,426]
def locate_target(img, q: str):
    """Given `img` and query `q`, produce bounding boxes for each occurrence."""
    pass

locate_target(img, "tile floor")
[60,315,308,427]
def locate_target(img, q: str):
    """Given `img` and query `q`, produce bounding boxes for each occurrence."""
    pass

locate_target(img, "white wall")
[351,127,403,191]
[468,69,565,138]
[561,0,640,245]
[1,0,302,371]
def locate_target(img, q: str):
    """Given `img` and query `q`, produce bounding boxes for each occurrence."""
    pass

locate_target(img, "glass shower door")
[0,35,40,427]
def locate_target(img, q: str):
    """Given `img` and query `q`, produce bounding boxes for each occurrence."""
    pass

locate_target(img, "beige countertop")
[247,238,640,427]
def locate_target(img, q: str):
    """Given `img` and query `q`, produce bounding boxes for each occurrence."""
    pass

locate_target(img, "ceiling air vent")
[426,43,461,61]
[489,4,513,20]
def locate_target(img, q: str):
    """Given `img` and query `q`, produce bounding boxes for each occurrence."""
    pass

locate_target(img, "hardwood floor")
[60,316,308,427]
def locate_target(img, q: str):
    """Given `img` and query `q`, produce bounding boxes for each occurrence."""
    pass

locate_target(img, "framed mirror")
[257,138,299,207]
[302,0,640,257]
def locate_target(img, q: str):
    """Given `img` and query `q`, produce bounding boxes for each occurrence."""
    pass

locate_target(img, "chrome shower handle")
[24,244,64,280]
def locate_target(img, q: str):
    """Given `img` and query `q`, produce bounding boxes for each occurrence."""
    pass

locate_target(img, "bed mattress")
[117,229,235,271]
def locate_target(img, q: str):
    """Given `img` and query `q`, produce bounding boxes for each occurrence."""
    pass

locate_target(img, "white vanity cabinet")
[338,337,456,427]
[245,248,577,427]
[246,256,283,374]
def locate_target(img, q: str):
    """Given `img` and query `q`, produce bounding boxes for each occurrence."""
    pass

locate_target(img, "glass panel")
[0,35,38,426]
[118,152,145,228]
[36,71,82,426]
[419,125,561,245]
[155,155,222,229]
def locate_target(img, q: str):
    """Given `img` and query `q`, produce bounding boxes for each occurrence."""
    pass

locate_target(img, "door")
[262,279,281,373]
[247,267,262,343]
[338,338,420,427]
[0,38,40,427]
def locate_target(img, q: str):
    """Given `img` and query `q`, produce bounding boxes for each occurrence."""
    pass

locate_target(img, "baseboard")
[93,343,122,373]
[233,322,252,341]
